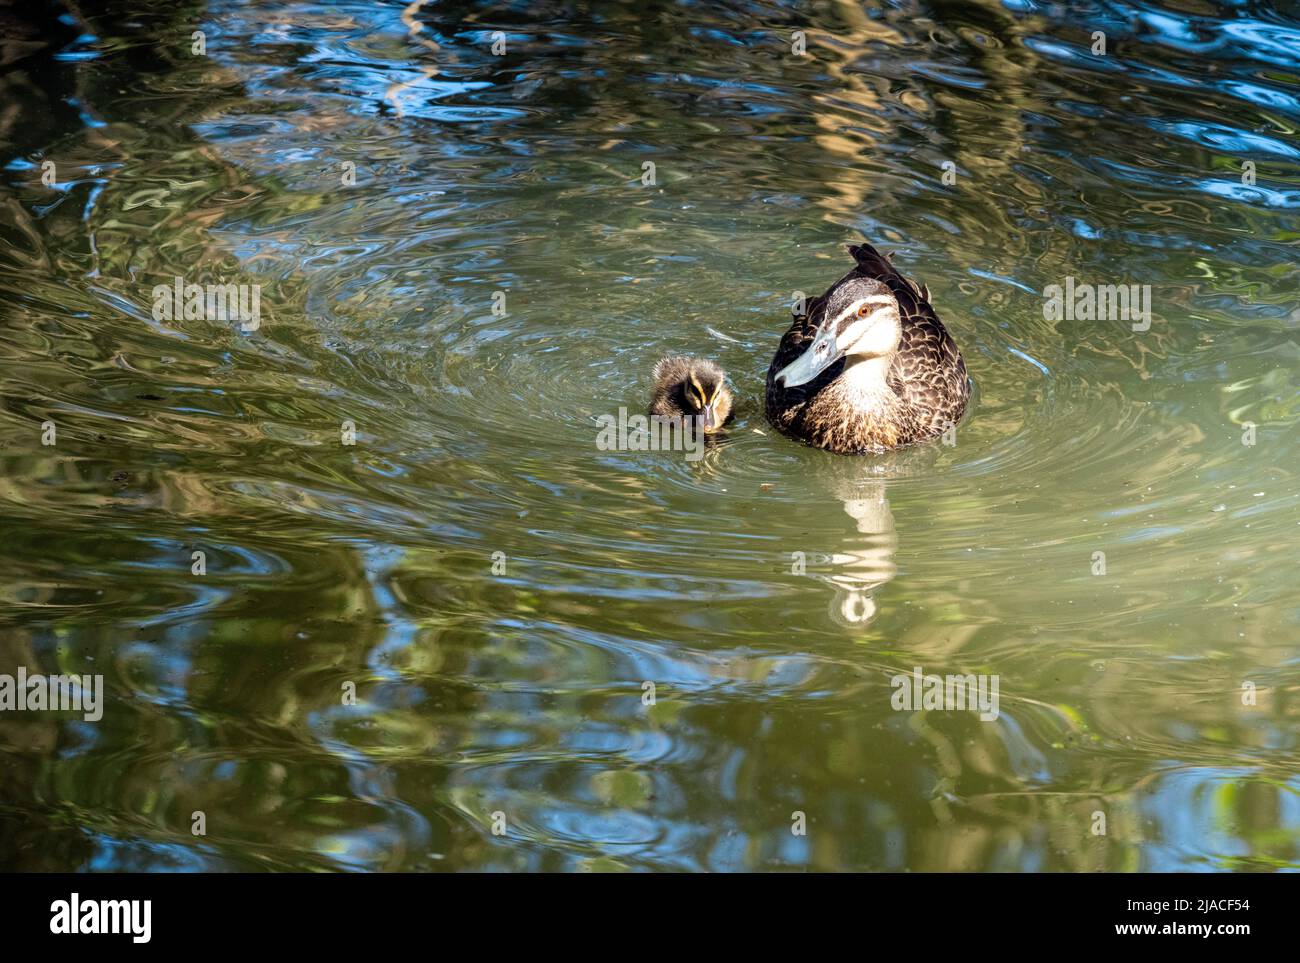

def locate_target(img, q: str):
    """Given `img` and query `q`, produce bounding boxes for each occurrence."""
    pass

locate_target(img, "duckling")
[650,356,733,433]
[765,242,969,453]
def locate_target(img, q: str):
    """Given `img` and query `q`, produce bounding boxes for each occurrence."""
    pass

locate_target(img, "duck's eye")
[857,303,872,318]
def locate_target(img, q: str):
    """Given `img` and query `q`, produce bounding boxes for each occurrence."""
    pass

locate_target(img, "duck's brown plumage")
[765,243,970,453]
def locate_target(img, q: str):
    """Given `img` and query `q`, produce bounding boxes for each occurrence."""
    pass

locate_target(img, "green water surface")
[0,0,1297,871]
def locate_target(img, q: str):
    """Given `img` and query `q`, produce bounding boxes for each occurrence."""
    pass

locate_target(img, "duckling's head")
[652,356,733,433]
[775,278,902,388]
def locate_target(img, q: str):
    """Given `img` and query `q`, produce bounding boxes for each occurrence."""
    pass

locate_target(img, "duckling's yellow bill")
[775,322,843,388]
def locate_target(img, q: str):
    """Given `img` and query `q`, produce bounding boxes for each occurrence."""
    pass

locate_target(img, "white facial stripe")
[837,317,870,346]
[840,304,900,351]
[831,297,895,334]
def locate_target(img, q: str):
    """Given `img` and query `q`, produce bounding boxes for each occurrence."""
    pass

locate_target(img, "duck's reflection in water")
[823,479,898,625]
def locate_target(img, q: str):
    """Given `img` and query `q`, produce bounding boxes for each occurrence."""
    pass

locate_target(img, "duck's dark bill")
[775,323,841,387]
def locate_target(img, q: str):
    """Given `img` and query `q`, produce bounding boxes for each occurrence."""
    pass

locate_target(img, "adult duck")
[765,242,969,453]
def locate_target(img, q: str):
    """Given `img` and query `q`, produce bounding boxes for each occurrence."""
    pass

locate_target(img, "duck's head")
[775,278,902,388]
[656,357,733,433]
